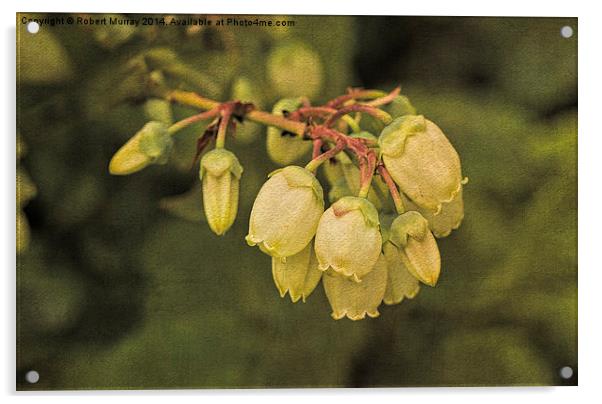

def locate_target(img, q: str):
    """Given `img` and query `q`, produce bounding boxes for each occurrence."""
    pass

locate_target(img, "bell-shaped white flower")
[382,241,420,305]
[379,115,465,214]
[272,241,322,303]
[401,188,465,238]
[315,196,382,282]
[389,211,441,286]
[247,166,324,258]
[200,149,243,236]
[323,253,388,320]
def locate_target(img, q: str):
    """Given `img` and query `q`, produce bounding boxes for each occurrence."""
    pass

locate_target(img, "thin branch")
[168,90,307,136]
[377,164,405,215]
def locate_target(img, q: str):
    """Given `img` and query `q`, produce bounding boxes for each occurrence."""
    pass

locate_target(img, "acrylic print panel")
[16,13,577,389]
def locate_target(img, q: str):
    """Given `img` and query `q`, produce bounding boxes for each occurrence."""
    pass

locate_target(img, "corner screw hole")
[559,366,573,379]
[26,21,40,34]
[25,370,40,384]
[560,26,573,38]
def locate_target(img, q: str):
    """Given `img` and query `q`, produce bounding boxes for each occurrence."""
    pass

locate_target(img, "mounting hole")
[559,366,573,379]
[25,370,40,384]
[560,26,573,38]
[26,21,40,34]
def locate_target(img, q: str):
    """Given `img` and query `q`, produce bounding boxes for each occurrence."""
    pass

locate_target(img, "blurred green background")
[16,14,577,389]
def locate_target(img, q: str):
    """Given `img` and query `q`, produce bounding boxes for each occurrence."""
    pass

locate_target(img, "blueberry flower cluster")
[109,86,466,320]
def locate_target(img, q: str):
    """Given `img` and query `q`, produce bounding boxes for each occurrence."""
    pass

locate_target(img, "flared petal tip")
[331,309,381,321]
[321,264,363,283]
[245,234,258,247]
[383,297,404,306]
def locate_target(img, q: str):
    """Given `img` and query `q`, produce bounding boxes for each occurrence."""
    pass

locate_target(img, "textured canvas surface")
[16,13,577,390]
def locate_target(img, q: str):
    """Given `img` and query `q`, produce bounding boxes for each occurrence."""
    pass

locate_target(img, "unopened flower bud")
[315,196,382,282]
[272,241,322,303]
[389,211,441,287]
[266,98,311,165]
[109,121,173,175]
[323,253,388,320]
[379,115,465,214]
[200,149,243,236]
[247,166,324,258]
[382,241,420,305]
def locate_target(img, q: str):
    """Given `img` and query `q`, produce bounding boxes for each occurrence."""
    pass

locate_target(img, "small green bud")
[322,253,388,320]
[379,115,464,214]
[389,212,441,287]
[200,149,243,236]
[247,166,324,258]
[267,41,323,98]
[266,98,311,165]
[272,241,322,303]
[315,196,382,282]
[109,121,173,175]
[382,242,420,305]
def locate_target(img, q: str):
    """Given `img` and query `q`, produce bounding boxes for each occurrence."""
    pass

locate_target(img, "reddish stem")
[305,138,346,173]
[377,164,405,214]
[215,103,235,149]
[167,107,220,134]
[309,125,377,197]
[312,138,323,159]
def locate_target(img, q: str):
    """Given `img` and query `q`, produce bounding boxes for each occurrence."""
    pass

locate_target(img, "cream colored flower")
[247,166,324,258]
[323,253,388,320]
[382,241,420,305]
[272,241,322,303]
[109,121,173,175]
[379,115,465,214]
[401,187,465,238]
[315,196,382,282]
[266,98,311,165]
[389,211,441,286]
[200,149,243,236]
